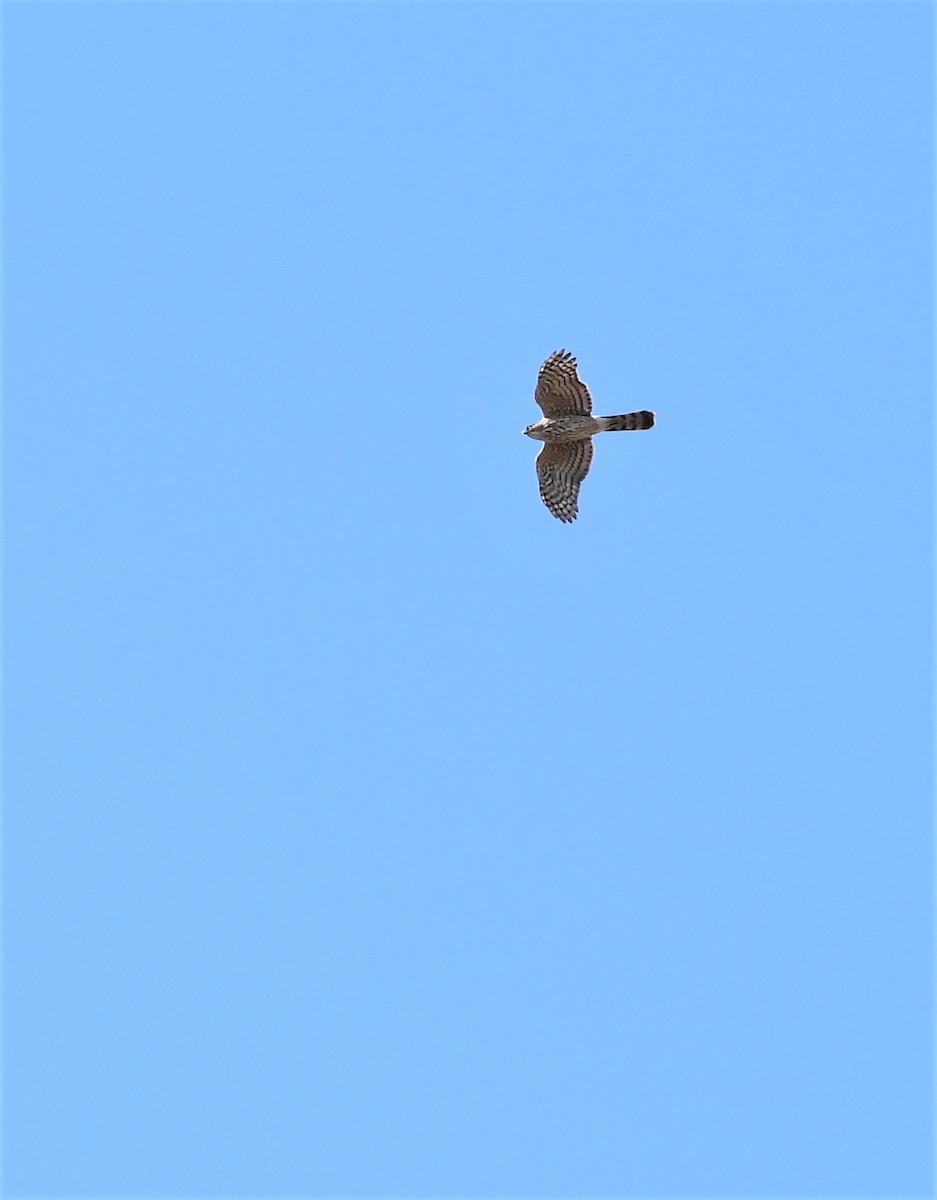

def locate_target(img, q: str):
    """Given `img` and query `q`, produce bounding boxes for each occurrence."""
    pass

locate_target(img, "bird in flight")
[524,350,655,522]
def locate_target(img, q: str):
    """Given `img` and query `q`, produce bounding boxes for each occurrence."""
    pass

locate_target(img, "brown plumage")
[523,350,655,522]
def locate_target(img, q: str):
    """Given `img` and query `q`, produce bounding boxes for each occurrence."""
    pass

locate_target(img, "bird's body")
[524,350,654,521]
[524,413,651,442]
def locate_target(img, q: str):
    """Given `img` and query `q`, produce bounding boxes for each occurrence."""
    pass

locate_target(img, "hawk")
[524,350,655,522]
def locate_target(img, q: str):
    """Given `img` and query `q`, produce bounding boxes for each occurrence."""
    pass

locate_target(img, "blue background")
[4,3,932,1197]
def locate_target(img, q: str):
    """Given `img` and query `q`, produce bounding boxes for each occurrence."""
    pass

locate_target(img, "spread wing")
[535,350,593,418]
[536,440,594,523]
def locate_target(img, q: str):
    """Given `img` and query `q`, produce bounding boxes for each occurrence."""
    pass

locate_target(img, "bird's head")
[523,422,544,440]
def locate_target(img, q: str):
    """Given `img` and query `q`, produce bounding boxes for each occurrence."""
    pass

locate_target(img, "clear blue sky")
[4,3,932,1197]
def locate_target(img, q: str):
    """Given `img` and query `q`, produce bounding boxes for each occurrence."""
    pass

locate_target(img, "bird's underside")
[526,349,654,522]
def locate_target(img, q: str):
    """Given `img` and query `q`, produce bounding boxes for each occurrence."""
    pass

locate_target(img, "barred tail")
[603,410,655,431]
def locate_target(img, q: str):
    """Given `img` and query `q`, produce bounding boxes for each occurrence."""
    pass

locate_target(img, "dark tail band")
[605,410,655,431]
